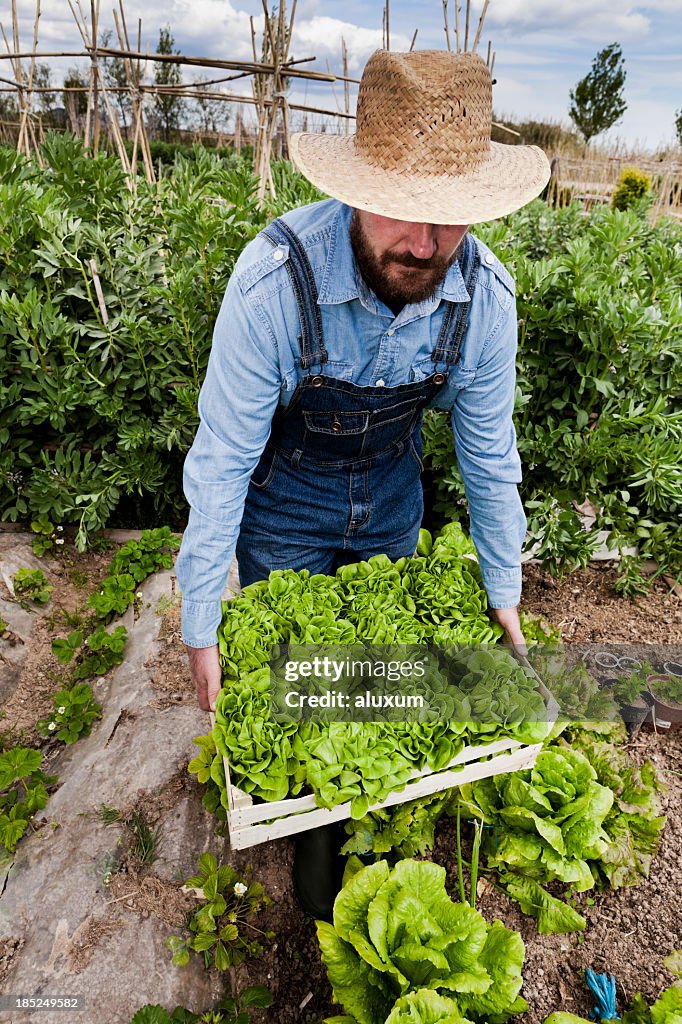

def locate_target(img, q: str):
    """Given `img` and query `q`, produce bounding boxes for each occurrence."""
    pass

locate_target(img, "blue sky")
[12,0,682,149]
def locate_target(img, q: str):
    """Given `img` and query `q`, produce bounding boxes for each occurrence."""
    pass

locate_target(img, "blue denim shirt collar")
[317,202,471,324]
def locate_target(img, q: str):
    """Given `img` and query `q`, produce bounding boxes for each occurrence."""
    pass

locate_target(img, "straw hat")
[289,49,551,224]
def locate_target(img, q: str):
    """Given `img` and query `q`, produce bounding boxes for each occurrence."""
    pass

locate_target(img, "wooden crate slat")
[227,741,543,849]
[228,735,523,828]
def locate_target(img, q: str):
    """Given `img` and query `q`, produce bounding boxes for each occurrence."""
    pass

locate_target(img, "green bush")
[611,166,652,210]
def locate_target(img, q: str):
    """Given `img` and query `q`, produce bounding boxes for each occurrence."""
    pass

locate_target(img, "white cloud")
[471,0,652,41]
[292,16,411,71]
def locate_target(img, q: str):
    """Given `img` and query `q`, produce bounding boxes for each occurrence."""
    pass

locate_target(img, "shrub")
[611,166,652,210]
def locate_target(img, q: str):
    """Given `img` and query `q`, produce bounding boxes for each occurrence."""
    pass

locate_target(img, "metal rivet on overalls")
[273,249,284,261]
[376,378,386,387]
[484,252,495,266]
[433,372,446,384]
[332,418,342,432]
[311,375,323,387]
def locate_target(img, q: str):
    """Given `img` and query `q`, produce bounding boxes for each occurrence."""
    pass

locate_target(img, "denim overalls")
[235,219,480,588]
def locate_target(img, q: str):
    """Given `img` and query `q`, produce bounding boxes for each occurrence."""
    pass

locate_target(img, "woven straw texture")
[290,49,551,224]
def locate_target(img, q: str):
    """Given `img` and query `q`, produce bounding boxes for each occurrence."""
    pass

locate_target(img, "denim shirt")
[176,199,526,648]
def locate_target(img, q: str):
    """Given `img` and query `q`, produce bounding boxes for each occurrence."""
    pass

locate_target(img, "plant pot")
[647,674,682,730]
[617,692,654,731]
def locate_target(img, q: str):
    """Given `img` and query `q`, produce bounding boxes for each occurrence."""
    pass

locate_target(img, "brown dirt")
[0,937,23,989]
[1,546,117,743]
[66,914,125,973]
[146,601,195,706]
[107,874,194,931]
[522,561,682,643]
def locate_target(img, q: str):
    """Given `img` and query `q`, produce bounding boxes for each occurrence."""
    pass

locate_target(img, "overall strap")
[431,232,481,369]
[261,218,328,372]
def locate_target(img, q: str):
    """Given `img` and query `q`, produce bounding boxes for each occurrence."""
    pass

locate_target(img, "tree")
[191,78,231,137]
[33,62,56,117]
[569,43,627,145]
[62,66,89,133]
[152,26,185,142]
[675,109,682,147]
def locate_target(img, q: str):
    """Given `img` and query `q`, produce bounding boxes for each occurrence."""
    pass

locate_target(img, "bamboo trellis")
[0,0,529,201]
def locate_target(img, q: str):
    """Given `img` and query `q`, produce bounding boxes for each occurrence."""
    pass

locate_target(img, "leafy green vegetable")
[317,860,525,1024]
[384,990,473,1023]
[208,527,551,816]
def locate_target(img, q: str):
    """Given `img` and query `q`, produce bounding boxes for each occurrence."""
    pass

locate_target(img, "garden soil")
[0,535,680,1024]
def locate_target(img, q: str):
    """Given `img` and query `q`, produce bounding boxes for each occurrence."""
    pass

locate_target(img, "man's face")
[350,210,468,311]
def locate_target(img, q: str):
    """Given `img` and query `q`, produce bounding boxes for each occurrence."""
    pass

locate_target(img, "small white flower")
[48,722,57,731]
[56,525,64,532]
[57,706,66,714]
[233,882,247,897]
[55,539,65,546]
[136,591,143,599]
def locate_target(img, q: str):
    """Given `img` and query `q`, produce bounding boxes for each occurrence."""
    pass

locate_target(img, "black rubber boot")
[292,822,347,921]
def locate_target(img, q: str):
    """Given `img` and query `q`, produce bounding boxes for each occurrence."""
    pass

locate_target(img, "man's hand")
[186,644,221,712]
[490,606,527,656]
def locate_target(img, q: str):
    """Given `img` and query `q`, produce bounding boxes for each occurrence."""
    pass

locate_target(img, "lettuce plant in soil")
[317,859,526,1024]
[455,727,664,933]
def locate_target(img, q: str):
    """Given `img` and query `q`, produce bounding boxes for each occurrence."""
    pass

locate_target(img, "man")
[176,48,550,915]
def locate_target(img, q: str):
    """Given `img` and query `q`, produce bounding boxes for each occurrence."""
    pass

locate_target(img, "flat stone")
[0,567,230,1024]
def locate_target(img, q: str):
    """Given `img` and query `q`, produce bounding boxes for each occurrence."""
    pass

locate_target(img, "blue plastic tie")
[585,968,620,1020]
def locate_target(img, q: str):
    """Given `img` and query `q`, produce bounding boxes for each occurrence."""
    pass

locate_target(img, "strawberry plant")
[0,746,57,852]
[73,625,127,678]
[167,853,273,971]
[129,986,272,1023]
[36,683,102,744]
[12,567,53,605]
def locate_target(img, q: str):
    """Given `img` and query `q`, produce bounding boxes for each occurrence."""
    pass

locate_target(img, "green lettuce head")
[317,860,526,1024]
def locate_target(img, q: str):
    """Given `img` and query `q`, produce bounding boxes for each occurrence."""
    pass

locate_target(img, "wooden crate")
[211,675,558,851]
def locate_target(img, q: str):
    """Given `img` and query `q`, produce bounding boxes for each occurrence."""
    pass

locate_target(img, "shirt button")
[386,328,395,336]
[273,249,284,261]
[484,252,495,266]
[376,378,386,387]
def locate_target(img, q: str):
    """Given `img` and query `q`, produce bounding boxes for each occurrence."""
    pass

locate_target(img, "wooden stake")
[454,0,461,53]
[464,0,471,51]
[409,28,418,52]
[472,0,490,53]
[89,259,109,324]
[385,0,390,51]
[342,37,350,132]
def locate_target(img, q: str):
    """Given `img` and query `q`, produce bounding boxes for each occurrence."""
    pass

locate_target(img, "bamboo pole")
[472,0,491,53]
[385,0,390,51]
[464,0,471,51]
[454,0,461,53]
[0,48,361,85]
[409,29,418,52]
[342,37,349,132]
[90,0,100,151]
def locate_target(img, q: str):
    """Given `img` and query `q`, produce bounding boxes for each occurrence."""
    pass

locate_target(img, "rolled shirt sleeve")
[451,288,526,609]
[175,273,281,647]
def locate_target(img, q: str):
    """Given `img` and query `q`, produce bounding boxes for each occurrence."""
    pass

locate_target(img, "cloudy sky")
[9,0,682,149]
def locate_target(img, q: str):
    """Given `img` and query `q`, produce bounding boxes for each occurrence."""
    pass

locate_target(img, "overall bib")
[236,219,480,589]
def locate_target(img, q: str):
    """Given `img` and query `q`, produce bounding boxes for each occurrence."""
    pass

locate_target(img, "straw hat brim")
[289,132,551,224]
